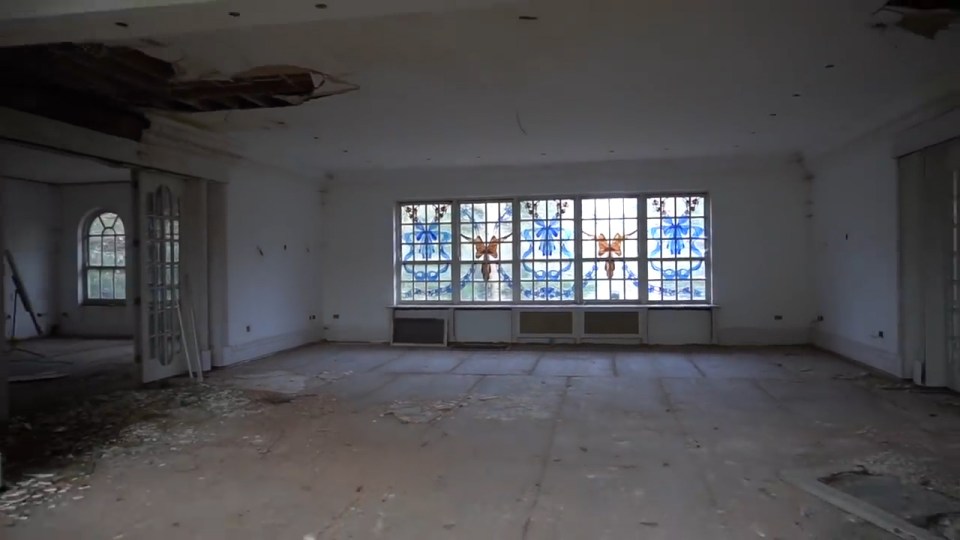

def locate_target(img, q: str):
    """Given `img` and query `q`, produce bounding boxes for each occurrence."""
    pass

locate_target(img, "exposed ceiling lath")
[0,42,358,140]
[876,0,960,38]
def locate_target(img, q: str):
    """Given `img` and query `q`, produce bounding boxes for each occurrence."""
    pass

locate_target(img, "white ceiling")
[0,143,131,184]
[1,0,959,175]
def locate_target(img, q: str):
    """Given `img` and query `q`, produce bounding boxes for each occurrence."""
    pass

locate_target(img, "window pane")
[519,198,574,301]
[583,260,640,301]
[398,203,453,301]
[461,266,513,302]
[581,198,639,302]
[646,195,709,303]
[87,270,101,299]
[89,217,104,235]
[102,237,116,266]
[89,237,102,266]
[459,201,513,302]
[101,212,118,228]
[399,202,453,263]
[116,235,126,265]
[399,263,453,302]
[113,217,125,235]
[115,270,127,300]
[101,269,115,299]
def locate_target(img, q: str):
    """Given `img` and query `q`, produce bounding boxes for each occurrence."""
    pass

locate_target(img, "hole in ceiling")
[874,1,960,39]
[825,63,836,69]
[793,93,802,97]
[229,11,240,17]
[315,3,328,8]
[0,43,359,140]
[518,15,539,21]
[115,21,129,27]
[769,113,778,117]
[342,149,348,153]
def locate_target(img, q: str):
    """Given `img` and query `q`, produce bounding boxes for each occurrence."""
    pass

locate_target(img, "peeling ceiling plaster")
[1,0,958,173]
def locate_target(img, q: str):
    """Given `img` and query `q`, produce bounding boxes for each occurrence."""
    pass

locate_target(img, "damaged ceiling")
[0,42,356,140]
[0,0,957,171]
[876,0,960,38]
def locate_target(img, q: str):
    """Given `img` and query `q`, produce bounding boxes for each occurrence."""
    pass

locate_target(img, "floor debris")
[383,400,460,424]
[1,382,264,522]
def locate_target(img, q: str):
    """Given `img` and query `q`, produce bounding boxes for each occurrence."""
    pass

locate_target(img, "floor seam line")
[520,375,570,540]
[447,356,469,373]
[528,351,545,375]
[687,354,708,378]
[656,377,729,533]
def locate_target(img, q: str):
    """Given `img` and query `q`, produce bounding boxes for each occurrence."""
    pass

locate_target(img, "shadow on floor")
[6,338,136,416]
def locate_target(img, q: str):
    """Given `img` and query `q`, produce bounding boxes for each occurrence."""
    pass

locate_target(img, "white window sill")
[392,304,717,310]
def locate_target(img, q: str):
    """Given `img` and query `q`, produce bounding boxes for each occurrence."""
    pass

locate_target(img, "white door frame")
[898,138,960,390]
[133,171,212,383]
[0,175,8,423]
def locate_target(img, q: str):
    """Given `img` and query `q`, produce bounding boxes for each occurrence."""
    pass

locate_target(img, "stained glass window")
[84,211,126,303]
[395,194,709,304]
[399,202,454,302]
[459,201,513,302]
[581,198,641,301]
[646,195,708,302]
[519,198,575,301]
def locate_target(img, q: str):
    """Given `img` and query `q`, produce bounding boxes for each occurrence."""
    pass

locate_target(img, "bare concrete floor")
[6,344,960,539]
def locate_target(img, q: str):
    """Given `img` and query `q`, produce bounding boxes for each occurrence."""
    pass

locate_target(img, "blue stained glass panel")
[519,198,574,302]
[645,195,708,303]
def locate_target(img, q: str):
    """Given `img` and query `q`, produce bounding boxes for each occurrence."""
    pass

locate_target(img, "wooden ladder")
[3,249,43,337]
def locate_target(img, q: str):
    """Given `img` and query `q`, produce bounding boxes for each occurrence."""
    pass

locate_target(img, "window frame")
[395,201,456,303]
[456,199,517,304]
[516,196,578,304]
[579,196,643,304]
[643,193,712,305]
[395,192,710,306]
[82,210,127,306]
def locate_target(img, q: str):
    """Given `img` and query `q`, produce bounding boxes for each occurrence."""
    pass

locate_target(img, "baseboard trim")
[218,328,323,367]
[813,329,903,377]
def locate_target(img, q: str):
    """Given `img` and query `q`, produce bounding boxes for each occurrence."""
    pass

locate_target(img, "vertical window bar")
[573,195,583,303]
[512,197,521,303]
[639,196,649,303]
[452,201,461,302]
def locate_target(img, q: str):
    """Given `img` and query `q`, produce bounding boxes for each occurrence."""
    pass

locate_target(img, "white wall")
[809,101,960,378]
[218,168,324,365]
[57,183,133,337]
[810,138,900,375]
[322,157,815,344]
[1,178,60,339]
